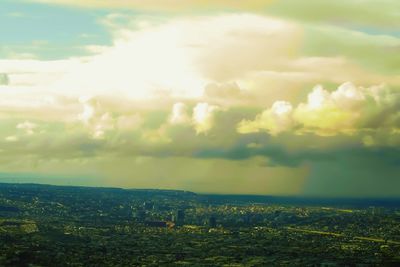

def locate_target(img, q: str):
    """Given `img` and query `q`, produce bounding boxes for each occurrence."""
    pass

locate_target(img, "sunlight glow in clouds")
[0,1,399,196]
[2,14,301,99]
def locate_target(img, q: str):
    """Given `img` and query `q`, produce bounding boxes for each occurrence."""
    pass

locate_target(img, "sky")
[0,0,399,197]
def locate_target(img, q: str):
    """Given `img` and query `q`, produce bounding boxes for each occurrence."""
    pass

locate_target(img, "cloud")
[16,121,38,135]
[169,102,190,125]
[90,113,115,140]
[78,96,96,124]
[1,84,398,166]
[301,25,400,75]
[204,82,242,99]
[25,0,273,11]
[238,101,294,135]
[266,0,400,28]
[0,89,399,196]
[53,14,301,99]
[116,114,143,131]
[192,15,301,82]
[3,13,399,105]
[0,73,9,85]
[302,147,400,197]
[0,58,79,87]
[1,3,399,196]
[238,82,400,136]
[168,102,221,134]
[192,102,220,134]
[77,96,146,140]
[94,156,309,195]
[5,136,18,142]
[23,0,400,30]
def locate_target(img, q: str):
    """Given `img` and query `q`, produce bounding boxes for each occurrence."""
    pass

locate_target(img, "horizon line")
[1,181,400,200]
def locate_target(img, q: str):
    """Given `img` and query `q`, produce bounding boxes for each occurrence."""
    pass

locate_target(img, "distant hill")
[0,182,399,207]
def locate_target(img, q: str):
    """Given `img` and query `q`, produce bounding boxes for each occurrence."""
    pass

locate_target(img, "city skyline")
[0,0,399,196]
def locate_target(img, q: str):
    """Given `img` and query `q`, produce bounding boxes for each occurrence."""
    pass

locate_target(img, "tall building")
[145,221,167,228]
[208,216,217,228]
[143,201,154,210]
[175,209,185,226]
[135,209,146,222]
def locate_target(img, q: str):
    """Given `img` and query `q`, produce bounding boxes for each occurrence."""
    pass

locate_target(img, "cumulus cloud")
[192,103,220,134]
[167,102,221,134]
[0,88,398,196]
[238,101,294,135]
[238,82,400,136]
[169,102,190,125]
[77,96,144,140]
[78,96,96,124]
[1,83,397,168]
[91,113,115,140]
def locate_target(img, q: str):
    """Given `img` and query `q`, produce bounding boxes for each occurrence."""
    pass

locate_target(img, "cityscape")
[0,183,399,266]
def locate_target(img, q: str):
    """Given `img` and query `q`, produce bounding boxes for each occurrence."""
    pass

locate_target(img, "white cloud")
[0,59,79,87]
[192,102,220,134]
[52,14,301,99]
[168,101,221,134]
[169,102,190,125]
[2,13,398,110]
[78,96,96,124]
[238,101,294,135]
[16,121,38,135]
[238,82,400,136]
[91,113,115,140]
[5,136,18,142]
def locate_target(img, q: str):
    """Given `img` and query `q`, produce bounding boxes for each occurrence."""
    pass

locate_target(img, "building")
[209,216,217,228]
[145,221,167,228]
[143,201,154,210]
[175,209,185,226]
[135,209,146,222]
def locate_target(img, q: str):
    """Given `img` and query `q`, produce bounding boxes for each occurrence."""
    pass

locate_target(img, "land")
[0,183,399,266]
